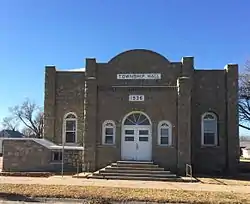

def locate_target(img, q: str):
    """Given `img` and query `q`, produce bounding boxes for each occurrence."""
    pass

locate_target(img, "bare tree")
[2,116,19,131]
[21,127,35,137]
[239,60,250,130]
[9,98,44,138]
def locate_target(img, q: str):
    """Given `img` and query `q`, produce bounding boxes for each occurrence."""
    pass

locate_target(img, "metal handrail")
[186,164,193,182]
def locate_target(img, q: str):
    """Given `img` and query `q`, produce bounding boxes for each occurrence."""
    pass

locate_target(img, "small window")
[102,120,116,145]
[52,151,62,162]
[125,130,134,135]
[63,112,77,144]
[139,130,149,135]
[139,137,149,142]
[201,112,218,146]
[125,136,134,141]
[158,121,172,146]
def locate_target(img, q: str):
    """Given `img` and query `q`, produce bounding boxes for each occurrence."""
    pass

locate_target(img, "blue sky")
[0,0,250,135]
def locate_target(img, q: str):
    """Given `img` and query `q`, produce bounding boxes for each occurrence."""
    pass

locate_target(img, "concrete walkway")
[1,175,250,194]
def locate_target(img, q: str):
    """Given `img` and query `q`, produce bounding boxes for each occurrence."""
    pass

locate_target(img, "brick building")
[44,49,239,175]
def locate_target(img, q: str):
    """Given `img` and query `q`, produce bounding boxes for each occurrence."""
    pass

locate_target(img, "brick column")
[83,59,97,171]
[181,57,194,76]
[225,64,239,174]
[177,76,192,175]
[44,66,56,142]
[176,57,194,175]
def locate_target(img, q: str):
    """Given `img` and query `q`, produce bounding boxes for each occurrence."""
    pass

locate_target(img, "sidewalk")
[1,175,250,194]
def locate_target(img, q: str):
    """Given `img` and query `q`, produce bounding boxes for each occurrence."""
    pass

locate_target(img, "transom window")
[201,112,218,146]
[124,112,150,125]
[158,121,172,146]
[102,120,116,145]
[63,113,77,144]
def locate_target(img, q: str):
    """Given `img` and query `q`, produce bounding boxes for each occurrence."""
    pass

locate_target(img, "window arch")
[123,112,151,125]
[102,120,116,145]
[201,112,218,146]
[63,112,77,144]
[158,121,172,146]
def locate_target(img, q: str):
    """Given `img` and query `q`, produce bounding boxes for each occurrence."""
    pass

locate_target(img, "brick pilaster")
[44,66,56,142]
[83,59,97,171]
[225,64,239,174]
[177,76,192,175]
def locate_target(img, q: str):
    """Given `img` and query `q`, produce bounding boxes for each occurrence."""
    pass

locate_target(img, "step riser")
[89,175,180,181]
[117,161,154,165]
[112,164,159,168]
[94,173,176,178]
[107,167,165,171]
[100,169,171,174]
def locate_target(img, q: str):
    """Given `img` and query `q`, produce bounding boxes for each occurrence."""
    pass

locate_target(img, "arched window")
[63,112,77,144]
[102,120,116,145]
[158,121,172,146]
[201,112,218,146]
[123,112,150,125]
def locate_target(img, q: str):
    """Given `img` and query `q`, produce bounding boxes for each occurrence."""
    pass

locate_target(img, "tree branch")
[9,98,44,138]
[239,124,250,130]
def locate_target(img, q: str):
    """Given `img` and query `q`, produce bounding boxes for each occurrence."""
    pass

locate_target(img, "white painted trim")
[129,95,145,102]
[63,112,78,145]
[121,111,152,161]
[157,120,172,146]
[201,112,218,146]
[117,73,161,80]
[121,111,152,125]
[102,120,116,145]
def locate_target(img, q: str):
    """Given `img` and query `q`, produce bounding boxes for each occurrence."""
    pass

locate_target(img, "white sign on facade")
[129,95,145,102]
[117,73,161,80]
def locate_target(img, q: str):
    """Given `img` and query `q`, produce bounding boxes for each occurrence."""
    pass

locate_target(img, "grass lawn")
[1,184,250,204]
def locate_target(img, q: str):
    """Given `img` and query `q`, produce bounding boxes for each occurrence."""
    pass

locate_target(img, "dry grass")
[1,183,250,203]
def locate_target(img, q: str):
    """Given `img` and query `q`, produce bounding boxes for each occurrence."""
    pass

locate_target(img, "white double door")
[121,125,152,161]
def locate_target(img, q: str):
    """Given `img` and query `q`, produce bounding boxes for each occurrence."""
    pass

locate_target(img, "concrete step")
[117,160,154,165]
[94,172,177,178]
[86,161,177,182]
[111,163,159,168]
[88,174,181,181]
[100,168,171,174]
[106,165,165,171]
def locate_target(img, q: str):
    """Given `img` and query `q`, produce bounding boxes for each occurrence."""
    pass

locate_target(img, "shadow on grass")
[0,193,115,204]
[0,192,40,202]
[194,161,250,183]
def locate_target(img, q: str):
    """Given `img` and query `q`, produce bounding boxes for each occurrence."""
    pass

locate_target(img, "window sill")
[98,144,117,148]
[50,161,62,164]
[201,145,219,148]
[157,145,174,148]
[64,143,78,146]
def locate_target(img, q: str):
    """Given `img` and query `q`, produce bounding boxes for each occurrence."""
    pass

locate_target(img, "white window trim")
[201,112,218,147]
[102,120,116,145]
[63,112,78,145]
[157,120,172,146]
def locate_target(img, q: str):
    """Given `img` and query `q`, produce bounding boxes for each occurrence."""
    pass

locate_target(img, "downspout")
[82,80,87,172]
[176,79,179,174]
